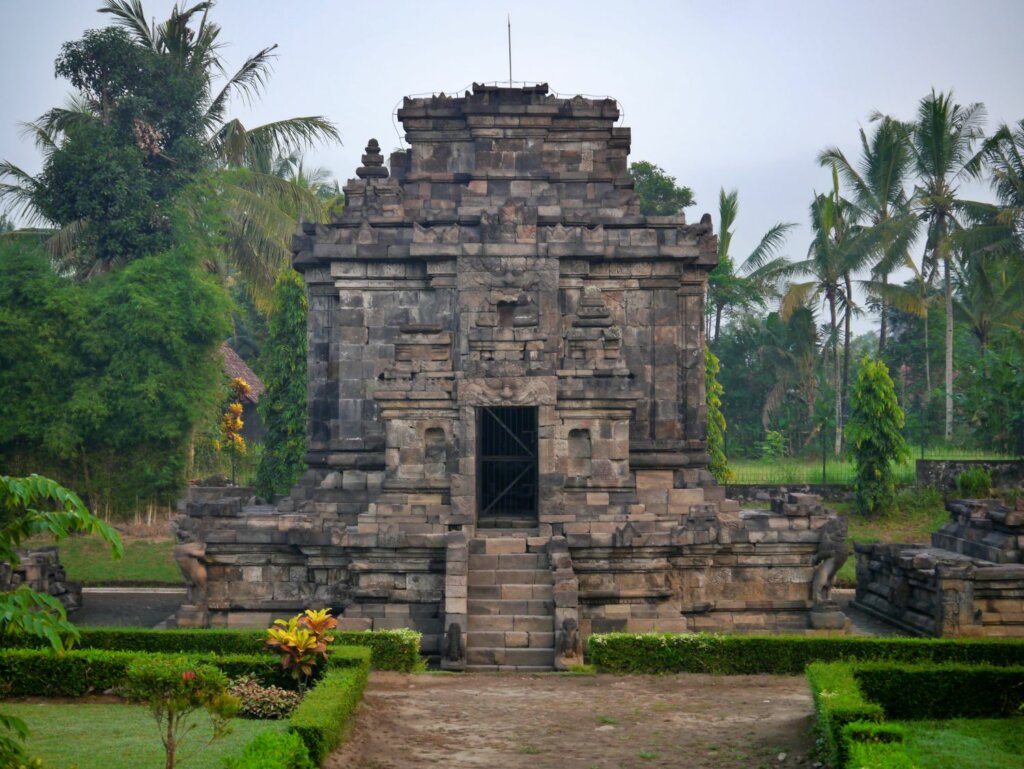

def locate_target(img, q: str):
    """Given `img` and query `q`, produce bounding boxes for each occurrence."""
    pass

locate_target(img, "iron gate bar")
[477,406,538,520]
[483,407,535,458]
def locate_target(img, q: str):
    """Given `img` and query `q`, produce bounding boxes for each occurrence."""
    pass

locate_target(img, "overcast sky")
[2,0,1023,333]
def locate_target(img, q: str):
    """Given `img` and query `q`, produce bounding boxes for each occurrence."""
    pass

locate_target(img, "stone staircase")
[465,534,555,671]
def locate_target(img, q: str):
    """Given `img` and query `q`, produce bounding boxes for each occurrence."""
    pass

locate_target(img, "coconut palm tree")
[818,116,919,354]
[782,172,876,456]
[904,90,987,440]
[706,188,796,344]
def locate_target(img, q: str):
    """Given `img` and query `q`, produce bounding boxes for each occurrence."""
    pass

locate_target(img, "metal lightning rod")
[507,14,512,87]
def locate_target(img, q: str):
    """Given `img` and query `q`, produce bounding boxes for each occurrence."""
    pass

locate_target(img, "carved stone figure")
[812,517,849,605]
[173,538,207,605]
[556,617,580,662]
[444,621,464,663]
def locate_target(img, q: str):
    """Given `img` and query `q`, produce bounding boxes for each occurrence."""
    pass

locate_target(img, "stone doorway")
[477,406,538,528]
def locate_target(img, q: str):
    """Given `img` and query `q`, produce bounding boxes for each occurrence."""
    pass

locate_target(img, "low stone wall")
[854,498,1024,637]
[916,459,1024,491]
[0,547,82,612]
[726,484,852,503]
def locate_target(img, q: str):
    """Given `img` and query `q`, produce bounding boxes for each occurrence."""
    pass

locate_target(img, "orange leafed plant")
[265,608,337,689]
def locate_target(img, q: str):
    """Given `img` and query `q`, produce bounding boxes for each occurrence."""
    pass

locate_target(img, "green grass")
[24,535,181,585]
[834,486,949,586]
[851,718,1024,769]
[2,703,281,769]
[728,447,1013,485]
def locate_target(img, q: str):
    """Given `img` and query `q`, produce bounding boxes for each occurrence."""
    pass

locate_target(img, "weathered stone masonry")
[176,84,848,668]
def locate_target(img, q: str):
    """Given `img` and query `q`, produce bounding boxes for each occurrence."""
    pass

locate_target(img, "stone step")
[469,553,549,571]
[464,665,553,673]
[467,630,555,649]
[465,647,555,667]
[469,583,553,600]
[467,568,553,586]
[468,598,554,616]
[467,614,554,632]
[468,537,527,555]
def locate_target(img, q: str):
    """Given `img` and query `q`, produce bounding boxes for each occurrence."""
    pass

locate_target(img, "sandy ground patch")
[326,671,816,769]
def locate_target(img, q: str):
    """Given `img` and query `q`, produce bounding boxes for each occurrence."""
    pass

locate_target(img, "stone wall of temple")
[175,85,850,661]
[854,498,1024,637]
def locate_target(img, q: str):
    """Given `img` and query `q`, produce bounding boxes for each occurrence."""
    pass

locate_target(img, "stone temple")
[176,84,848,670]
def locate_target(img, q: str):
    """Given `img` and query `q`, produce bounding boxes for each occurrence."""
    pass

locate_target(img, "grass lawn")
[727,447,1013,485]
[24,534,181,585]
[894,718,1024,769]
[3,702,282,769]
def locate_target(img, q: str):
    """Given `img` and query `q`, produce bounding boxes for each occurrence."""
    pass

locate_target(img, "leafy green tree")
[707,188,795,343]
[628,161,694,215]
[847,357,910,515]
[0,202,230,514]
[0,474,122,764]
[704,346,731,482]
[255,269,308,499]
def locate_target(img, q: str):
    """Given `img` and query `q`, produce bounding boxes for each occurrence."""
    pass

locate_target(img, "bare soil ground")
[326,672,817,769]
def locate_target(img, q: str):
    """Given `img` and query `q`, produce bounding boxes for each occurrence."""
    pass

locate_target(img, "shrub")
[224,731,314,769]
[333,629,422,672]
[846,357,910,515]
[956,466,993,498]
[122,656,239,769]
[586,633,1024,675]
[288,663,368,763]
[266,609,338,689]
[705,347,733,483]
[228,675,302,719]
[758,430,785,460]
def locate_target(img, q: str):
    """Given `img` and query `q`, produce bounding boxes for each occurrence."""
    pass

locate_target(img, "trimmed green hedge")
[853,662,1024,720]
[587,632,1024,674]
[224,731,315,769]
[0,648,299,696]
[0,626,422,671]
[287,661,369,763]
[807,661,1024,768]
[806,663,884,768]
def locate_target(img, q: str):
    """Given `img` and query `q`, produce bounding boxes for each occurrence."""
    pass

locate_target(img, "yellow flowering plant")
[214,378,250,484]
[265,608,338,690]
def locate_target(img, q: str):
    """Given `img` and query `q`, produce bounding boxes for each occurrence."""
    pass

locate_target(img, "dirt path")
[326,672,817,769]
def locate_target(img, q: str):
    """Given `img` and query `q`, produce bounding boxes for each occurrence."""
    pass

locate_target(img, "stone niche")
[855,497,1024,637]
[175,84,850,665]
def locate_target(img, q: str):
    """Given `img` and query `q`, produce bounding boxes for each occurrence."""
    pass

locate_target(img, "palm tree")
[904,90,987,440]
[1,0,339,299]
[986,119,1024,252]
[818,117,919,354]
[782,173,874,456]
[707,189,796,344]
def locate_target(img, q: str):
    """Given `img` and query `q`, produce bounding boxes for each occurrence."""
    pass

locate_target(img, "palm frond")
[780,281,818,320]
[741,221,796,273]
[0,161,49,226]
[99,0,159,51]
[232,117,340,168]
[207,44,278,121]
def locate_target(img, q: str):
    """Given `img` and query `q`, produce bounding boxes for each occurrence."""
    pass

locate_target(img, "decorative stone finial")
[356,138,389,179]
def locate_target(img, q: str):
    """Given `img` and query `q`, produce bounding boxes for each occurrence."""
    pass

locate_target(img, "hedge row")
[853,662,1024,720]
[806,662,884,769]
[287,651,370,764]
[807,661,1024,768]
[0,648,299,695]
[586,632,1024,674]
[0,626,422,671]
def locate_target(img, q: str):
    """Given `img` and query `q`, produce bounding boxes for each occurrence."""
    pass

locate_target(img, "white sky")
[2,0,1023,333]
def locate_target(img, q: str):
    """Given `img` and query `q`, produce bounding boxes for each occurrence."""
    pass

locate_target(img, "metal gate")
[477,406,538,522]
